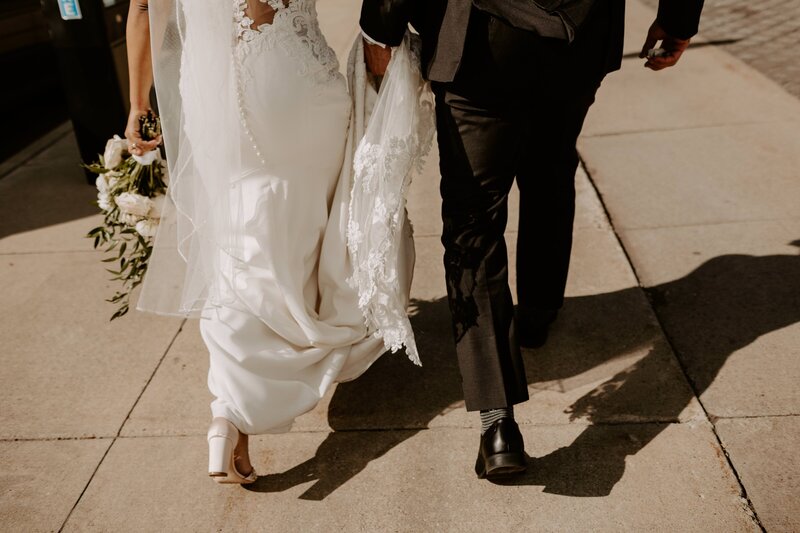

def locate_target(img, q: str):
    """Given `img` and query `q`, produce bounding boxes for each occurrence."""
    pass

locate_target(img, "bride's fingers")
[127,135,159,155]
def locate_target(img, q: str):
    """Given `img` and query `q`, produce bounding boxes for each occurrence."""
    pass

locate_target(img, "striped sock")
[480,406,514,434]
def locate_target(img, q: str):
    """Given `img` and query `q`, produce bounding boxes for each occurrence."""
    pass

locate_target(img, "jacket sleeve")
[656,0,705,40]
[360,0,415,47]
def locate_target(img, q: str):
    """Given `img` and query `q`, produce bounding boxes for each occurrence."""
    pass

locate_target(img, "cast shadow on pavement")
[0,135,97,240]
[247,242,800,499]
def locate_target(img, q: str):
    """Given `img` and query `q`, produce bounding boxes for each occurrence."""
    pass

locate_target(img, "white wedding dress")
[138,0,433,434]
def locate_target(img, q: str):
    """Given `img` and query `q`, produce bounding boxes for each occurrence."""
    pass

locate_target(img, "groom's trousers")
[433,1,618,411]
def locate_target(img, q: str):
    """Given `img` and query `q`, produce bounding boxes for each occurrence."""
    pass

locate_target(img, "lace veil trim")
[346,33,435,366]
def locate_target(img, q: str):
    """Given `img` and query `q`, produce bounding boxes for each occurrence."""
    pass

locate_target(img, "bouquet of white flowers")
[85,112,168,320]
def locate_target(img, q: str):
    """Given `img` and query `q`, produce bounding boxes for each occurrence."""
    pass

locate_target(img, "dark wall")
[0,0,68,163]
[0,0,130,167]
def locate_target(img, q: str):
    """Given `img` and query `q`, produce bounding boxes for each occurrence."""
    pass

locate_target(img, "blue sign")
[57,0,83,20]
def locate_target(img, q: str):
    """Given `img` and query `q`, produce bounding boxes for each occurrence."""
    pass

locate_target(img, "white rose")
[149,194,166,219]
[97,191,112,211]
[119,212,141,226]
[115,192,153,218]
[135,218,159,238]
[103,135,127,170]
[95,174,109,194]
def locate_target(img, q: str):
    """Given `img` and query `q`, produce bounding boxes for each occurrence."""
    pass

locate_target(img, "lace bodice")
[233,0,340,83]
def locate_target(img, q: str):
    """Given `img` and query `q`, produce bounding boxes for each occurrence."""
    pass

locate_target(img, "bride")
[124,0,431,484]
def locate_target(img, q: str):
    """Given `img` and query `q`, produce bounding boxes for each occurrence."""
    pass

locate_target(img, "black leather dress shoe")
[518,308,558,349]
[475,418,527,479]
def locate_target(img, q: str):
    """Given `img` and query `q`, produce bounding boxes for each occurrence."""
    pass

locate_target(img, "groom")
[360,0,703,478]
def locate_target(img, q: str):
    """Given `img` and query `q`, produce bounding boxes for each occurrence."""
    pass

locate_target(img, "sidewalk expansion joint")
[65,418,703,441]
[0,436,115,442]
[577,156,767,532]
[709,413,800,422]
[611,215,800,233]
[56,319,187,533]
[0,250,99,257]
[581,118,799,139]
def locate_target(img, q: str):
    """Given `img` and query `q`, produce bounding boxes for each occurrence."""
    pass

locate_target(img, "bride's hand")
[125,108,161,156]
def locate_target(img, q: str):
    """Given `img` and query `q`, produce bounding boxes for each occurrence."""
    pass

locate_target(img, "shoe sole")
[477,452,527,479]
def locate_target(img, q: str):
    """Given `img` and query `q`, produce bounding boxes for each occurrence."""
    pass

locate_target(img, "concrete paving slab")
[0,122,72,180]
[657,308,800,419]
[584,0,800,137]
[520,287,704,425]
[119,321,213,437]
[561,228,638,297]
[579,121,800,230]
[0,438,111,533]
[617,220,800,288]
[711,334,800,417]
[574,164,611,231]
[0,253,183,439]
[65,423,757,532]
[623,224,800,417]
[584,48,800,137]
[0,134,99,253]
[0,216,102,255]
[18,130,88,171]
[716,416,800,533]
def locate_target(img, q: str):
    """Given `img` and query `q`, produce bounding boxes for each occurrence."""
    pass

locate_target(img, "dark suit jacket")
[360,0,704,82]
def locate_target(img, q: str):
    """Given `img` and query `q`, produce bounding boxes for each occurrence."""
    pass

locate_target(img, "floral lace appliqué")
[346,33,435,366]
[233,0,340,84]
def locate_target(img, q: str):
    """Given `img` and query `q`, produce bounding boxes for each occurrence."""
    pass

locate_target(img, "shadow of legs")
[492,423,666,496]
[245,430,420,500]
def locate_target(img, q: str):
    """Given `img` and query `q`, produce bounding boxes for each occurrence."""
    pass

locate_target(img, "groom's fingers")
[644,40,689,70]
[639,35,658,59]
[639,23,661,58]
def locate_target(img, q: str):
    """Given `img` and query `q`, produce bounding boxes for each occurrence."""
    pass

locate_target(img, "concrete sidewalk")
[1,1,798,531]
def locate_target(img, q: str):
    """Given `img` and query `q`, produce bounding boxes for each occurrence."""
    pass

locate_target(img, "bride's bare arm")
[125,0,160,155]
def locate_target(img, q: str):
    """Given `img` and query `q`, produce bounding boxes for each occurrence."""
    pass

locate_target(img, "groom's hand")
[639,20,691,71]
[364,39,392,76]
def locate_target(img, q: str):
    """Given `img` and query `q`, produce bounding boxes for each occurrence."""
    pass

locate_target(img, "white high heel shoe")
[207,418,257,484]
